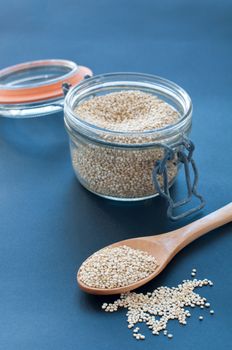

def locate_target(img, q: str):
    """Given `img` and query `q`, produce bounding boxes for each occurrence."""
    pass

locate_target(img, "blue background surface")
[0,1,232,349]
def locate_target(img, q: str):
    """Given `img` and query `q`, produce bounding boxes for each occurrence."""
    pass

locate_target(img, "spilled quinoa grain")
[102,273,214,341]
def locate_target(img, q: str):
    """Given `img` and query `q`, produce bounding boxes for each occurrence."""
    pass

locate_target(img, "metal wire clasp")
[62,74,91,97]
[152,137,205,221]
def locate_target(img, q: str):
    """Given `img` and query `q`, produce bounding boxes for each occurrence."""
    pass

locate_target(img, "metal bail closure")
[62,73,91,97]
[152,137,205,221]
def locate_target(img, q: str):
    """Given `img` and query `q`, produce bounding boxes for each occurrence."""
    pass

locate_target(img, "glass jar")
[0,61,204,220]
[64,73,199,211]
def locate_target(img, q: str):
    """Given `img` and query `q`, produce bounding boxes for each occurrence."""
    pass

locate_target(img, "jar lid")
[0,59,92,118]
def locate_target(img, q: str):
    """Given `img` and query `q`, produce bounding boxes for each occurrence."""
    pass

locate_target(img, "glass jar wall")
[64,73,192,201]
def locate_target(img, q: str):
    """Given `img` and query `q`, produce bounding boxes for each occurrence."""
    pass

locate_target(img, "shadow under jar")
[64,73,193,202]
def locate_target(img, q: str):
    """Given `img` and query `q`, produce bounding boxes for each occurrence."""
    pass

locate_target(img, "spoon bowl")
[78,237,170,295]
[77,203,232,295]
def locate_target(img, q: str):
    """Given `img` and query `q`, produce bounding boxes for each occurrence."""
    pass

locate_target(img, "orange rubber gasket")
[0,60,92,104]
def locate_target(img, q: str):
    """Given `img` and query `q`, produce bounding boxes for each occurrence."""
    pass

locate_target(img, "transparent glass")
[0,62,74,86]
[0,60,79,118]
[64,73,192,201]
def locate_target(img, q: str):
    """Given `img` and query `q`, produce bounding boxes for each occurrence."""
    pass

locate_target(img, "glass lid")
[0,59,92,118]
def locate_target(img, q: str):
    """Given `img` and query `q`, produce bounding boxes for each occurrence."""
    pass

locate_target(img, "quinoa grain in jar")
[64,73,204,217]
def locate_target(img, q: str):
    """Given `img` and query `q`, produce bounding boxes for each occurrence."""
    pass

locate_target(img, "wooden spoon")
[77,203,232,295]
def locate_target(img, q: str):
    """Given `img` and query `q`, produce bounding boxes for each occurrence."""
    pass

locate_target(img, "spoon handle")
[166,202,232,252]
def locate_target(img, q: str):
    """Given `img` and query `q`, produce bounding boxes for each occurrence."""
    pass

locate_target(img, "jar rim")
[64,72,192,146]
[0,59,92,105]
